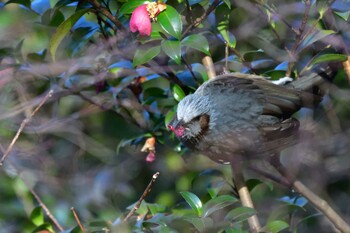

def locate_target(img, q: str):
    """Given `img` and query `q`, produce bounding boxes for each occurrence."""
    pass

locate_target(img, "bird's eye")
[193,116,201,121]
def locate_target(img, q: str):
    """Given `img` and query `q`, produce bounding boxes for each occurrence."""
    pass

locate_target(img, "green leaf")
[54,0,78,8]
[184,217,213,232]
[119,1,148,14]
[223,227,249,233]
[49,8,90,61]
[225,207,257,223]
[246,178,273,192]
[165,110,176,128]
[266,220,289,233]
[182,34,210,55]
[298,30,335,52]
[30,207,44,226]
[223,0,232,8]
[309,53,348,66]
[41,9,65,27]
[158,5,182,40]
[133,45,161,67]
[172,84,186,102]
[5,0,31,9]
[32,223,53,233]
[147,203,166,216]
[203,195,238,217]
[180,191,203,217]
[161,40,181,64]
[193,63,209,82]
[334,11,350,21]
[216,4,236,48]
[243,50,265,62]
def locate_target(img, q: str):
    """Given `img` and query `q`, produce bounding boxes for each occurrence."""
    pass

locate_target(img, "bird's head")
[168,94,210,143]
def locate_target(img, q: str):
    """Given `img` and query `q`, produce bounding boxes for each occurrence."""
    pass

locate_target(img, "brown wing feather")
[197,74,317,119]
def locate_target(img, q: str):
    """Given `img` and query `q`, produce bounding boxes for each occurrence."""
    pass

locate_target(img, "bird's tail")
[286,63,340,93]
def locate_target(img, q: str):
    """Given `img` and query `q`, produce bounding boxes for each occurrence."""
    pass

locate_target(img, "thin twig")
[123,172,160,222]
[0,143,64,231]
[0,90,54,166]
[182,56,200,84]
[71,207,86,233]
[286,0,312,77]
[31,188,65,231]
[182,0,221,37]
[269,155,350,233]
[88,0,125,31]
[231,162,261,233]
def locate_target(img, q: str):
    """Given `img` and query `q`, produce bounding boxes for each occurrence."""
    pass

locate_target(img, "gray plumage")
[169,73,326,164]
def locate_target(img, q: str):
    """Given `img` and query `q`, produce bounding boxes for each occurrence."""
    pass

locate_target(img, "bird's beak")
[168,118,178,131]
[168,116,182,131]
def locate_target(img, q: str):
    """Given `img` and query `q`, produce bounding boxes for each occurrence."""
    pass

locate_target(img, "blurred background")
[0,0,350,232]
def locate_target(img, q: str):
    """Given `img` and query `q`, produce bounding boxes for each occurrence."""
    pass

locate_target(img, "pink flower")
[146,151,156,163]
[130,4,152,36]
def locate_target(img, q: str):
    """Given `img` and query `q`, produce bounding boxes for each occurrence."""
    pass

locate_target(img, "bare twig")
[231,162,261,233]
[269,155,350,233]
[88,0,125,31]
[123,172,160,222]
[286,0,312,77]
[31,188,65,231]
[0,90,54,166]
[0,143,64,231]
[71,207,86,233]
[182,0,221,37]
[182,56,200,84]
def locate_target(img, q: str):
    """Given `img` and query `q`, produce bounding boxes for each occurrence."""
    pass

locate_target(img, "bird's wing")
[196,74,320,119]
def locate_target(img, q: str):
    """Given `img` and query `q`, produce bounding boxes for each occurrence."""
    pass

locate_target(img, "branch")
[71,207,86,233]
[231,162,261,233]
[0,90,53,166]
[123,172,160,222]
[31,188,65,231]
[269,155,350,233]
[0,143,64,232]
[202,56,216,80]
[88,0,126,31]
[342,56,350,82]
[286,0,312,77]
[182,0,221,37]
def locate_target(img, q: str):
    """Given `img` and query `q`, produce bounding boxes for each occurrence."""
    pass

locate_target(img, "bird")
[168,72,330,164]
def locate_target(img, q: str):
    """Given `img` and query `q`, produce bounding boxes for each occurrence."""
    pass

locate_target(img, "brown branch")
[123,172,160,222]
[182,56,200,84]
[231,162,261,233]
[30,188,65,231]
[0,90,54,166]
[0,143,64,231]
[182,0,221,37]
[88,0,125,31]
[342,56,350,82]
[269,155,350,233]
[202,56,216,79]
[71,207,86,233]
